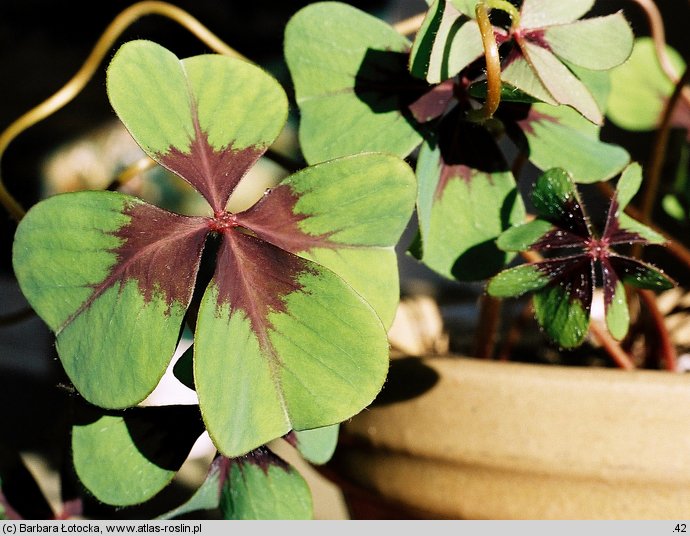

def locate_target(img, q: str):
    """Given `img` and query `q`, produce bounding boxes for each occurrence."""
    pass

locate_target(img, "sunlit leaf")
[506,103,630,183]
[519,40,602,124]
[415,114,524,280]
[236,153,416,327]
[15,40,412,467]
[194,237,389,456]
[501,55,558,107]
[285,2,427,163]
[13,192,208,408]
[544,13,633,70]
[409,0,483,84]
[108,40,287,214]
[520,0,594,29]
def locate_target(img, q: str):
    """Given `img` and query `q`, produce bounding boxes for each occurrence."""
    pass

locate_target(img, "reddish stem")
[637,65,690,233]
[496,299,533,361]
[472,294,502,359]
[637,288,678,371]
[589,322,636,370]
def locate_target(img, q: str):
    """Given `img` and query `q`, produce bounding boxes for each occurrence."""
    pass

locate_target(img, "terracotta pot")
[329,356,690,519]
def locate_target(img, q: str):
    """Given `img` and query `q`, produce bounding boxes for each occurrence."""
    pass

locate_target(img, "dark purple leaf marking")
[409,79,456,123]
[535,254,594,312]
[559,197,590,238]
[211,229,317,351]
[608,254,675,290]
[433,110,508,199]
[517,29,550,50]
[157,109,264,214]
[106,205,209,306]
[234,184,336,254]
[601,197,649,245]
[501,29,551,71]
[60,203,209,332]
[600,256,620,309]
[504,169,674,345]
[230,445,291,476]
[532,179,590,239]
[531,227,589,251]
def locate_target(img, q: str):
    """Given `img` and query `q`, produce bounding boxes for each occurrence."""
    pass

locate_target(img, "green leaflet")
[520,0,594,29]
[415,129,525,281]
[194,242,389,457]
[496,219,554,252]
[512,102,630,183]
[71,406,204,506]
[285,2,425,163]
[292,425,339,465]
[605,278,629,341]
[15,41,412,477]
[236,153,416,327]
[220,450,312,520]
[545,13,633,71]
[13,192,207,408]
[108,40,286,157]
[159,450,313,520]
[533,281,591,348]
[608,37,686,131]
[486,263,551,298]
[409,0,483,84]
[520,40,602,125]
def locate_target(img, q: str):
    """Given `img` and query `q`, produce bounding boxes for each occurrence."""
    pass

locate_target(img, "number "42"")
[675,524,687,533]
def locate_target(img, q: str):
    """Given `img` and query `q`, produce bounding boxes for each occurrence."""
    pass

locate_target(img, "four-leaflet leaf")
[12,40,416,458]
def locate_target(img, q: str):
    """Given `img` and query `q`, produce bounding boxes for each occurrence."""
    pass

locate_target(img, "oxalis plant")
[0,0,687,521]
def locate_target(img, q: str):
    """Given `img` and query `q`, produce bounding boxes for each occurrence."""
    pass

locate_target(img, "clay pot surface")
[333,356,690,519]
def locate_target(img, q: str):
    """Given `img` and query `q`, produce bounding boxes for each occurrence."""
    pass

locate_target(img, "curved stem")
[626,0,690,110]
[472,294,502,359]
[106,156,157,191]
[589,321,636,370]
[638,66,690,227]
[468,2,502,122]
[637,288,677,371]
[0,1,246,221]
